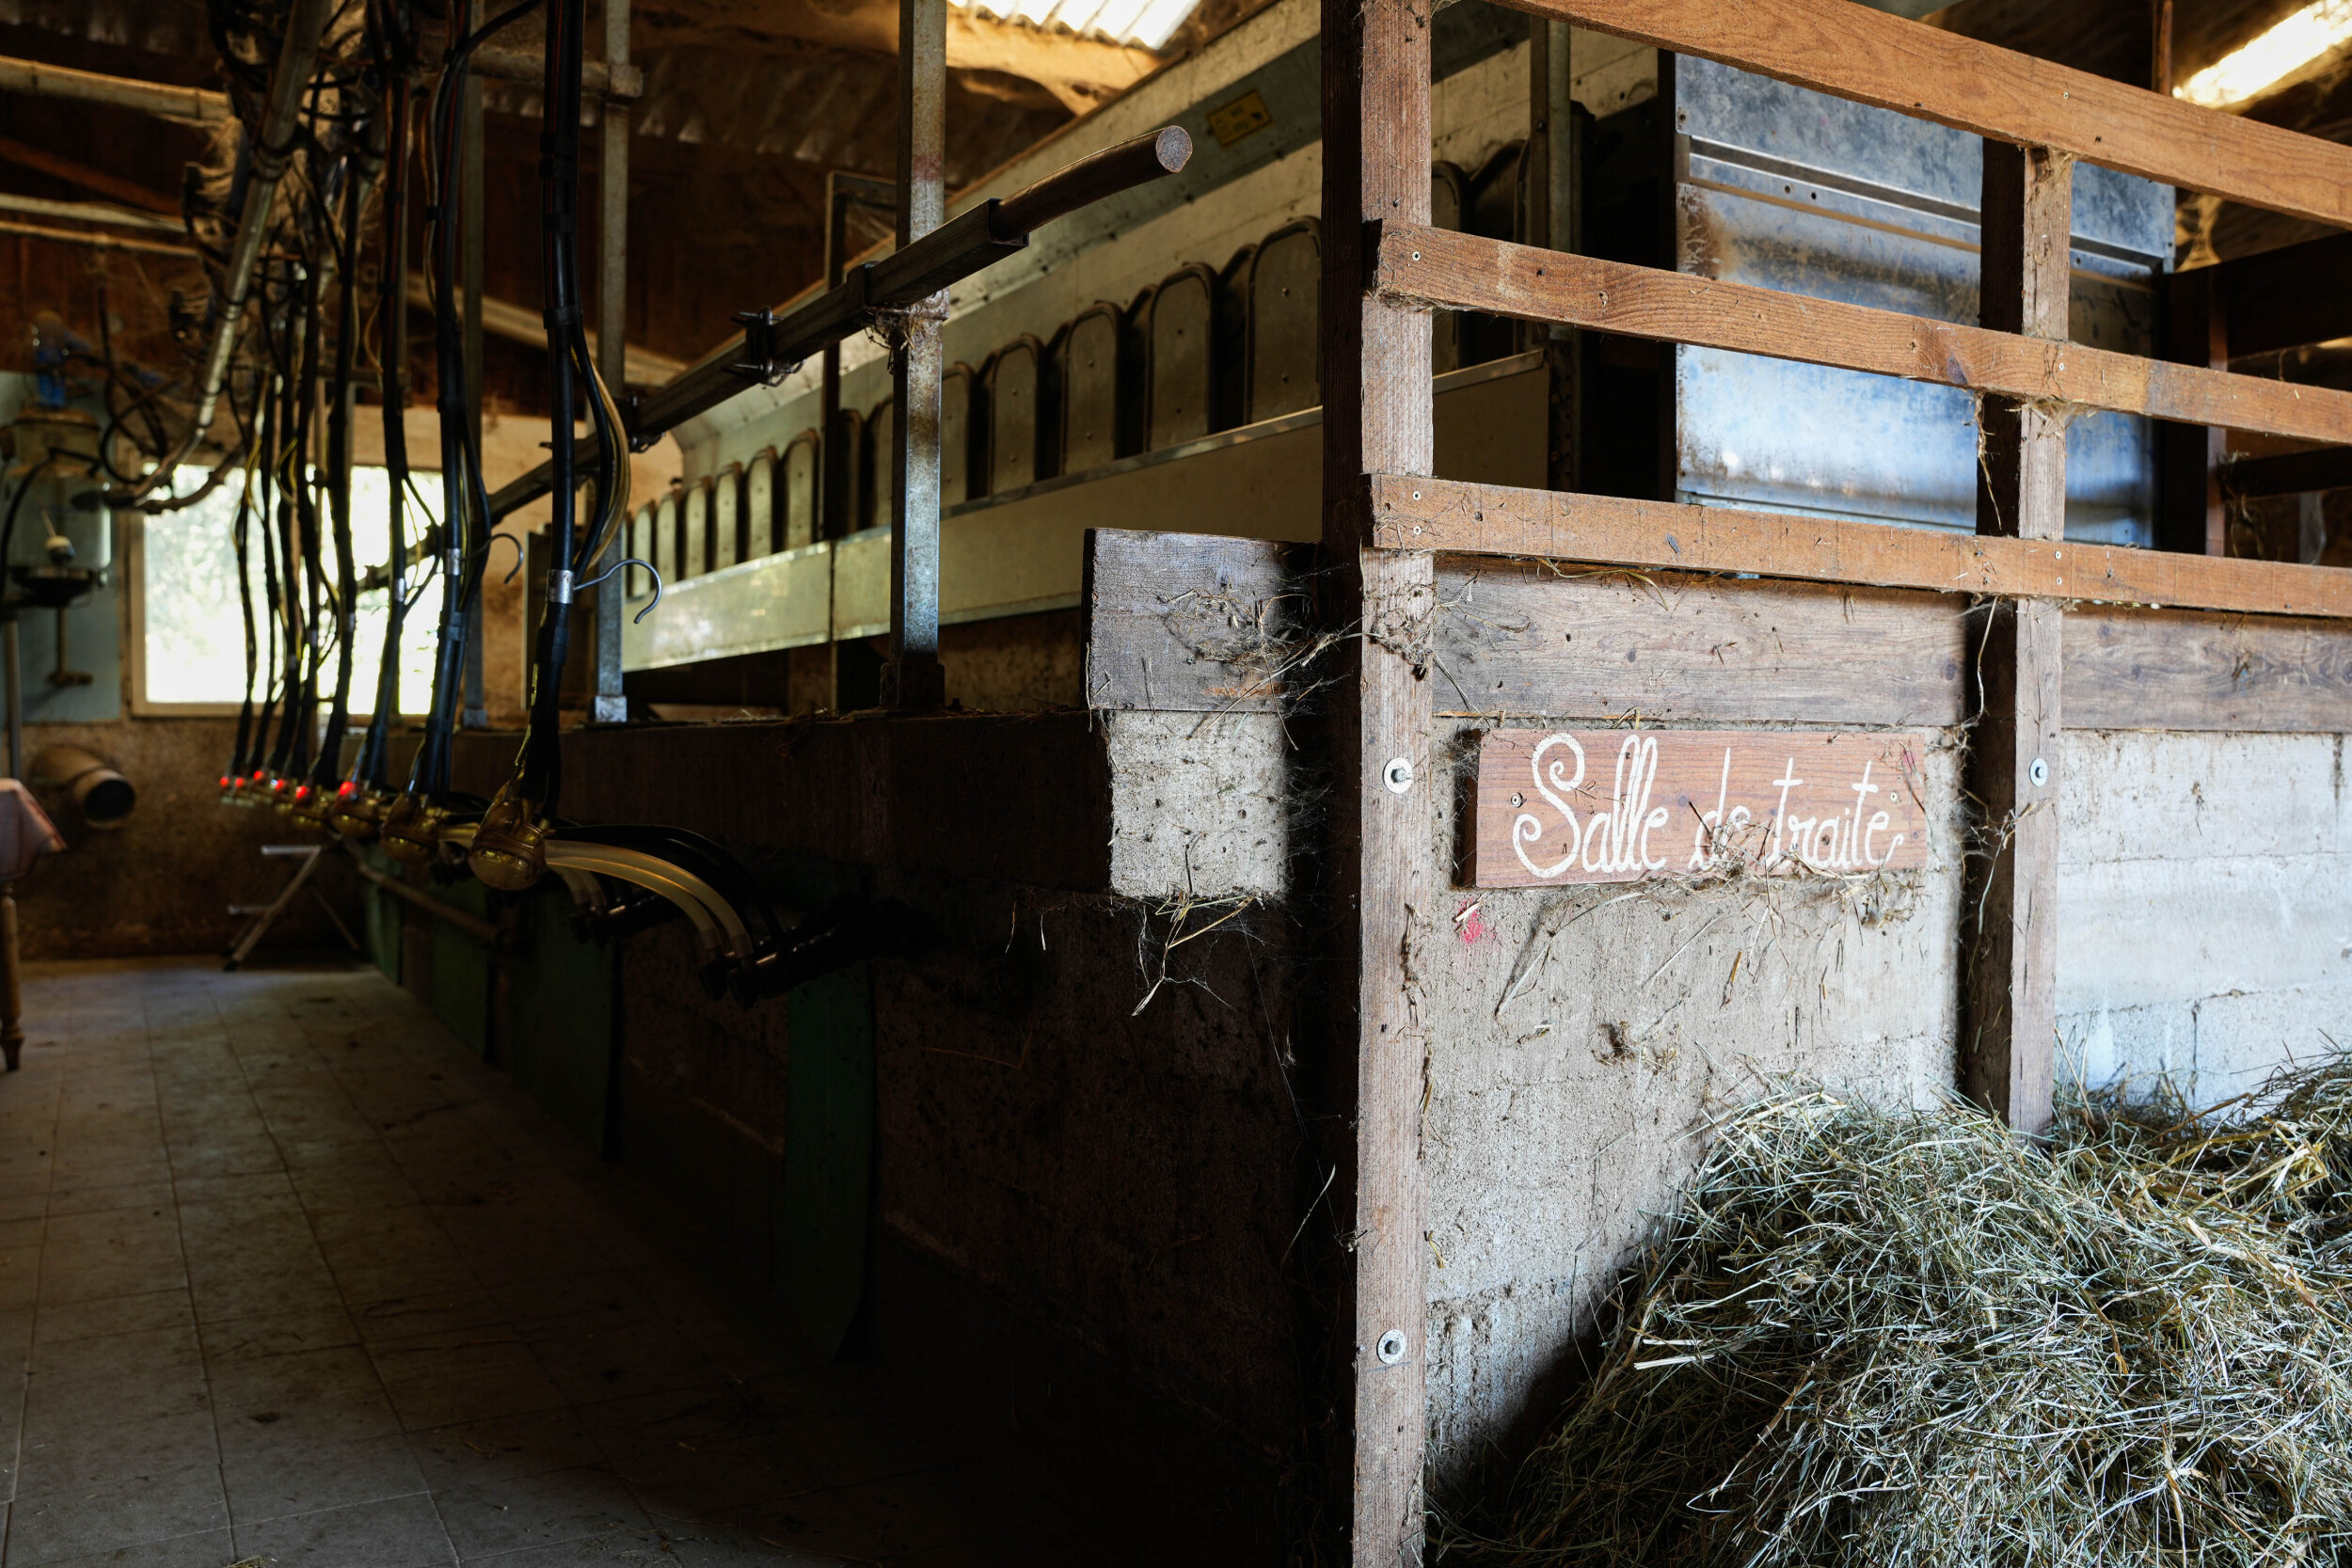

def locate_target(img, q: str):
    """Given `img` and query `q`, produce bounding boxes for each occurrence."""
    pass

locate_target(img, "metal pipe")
[349,853,505,945]
[0,219,194,258]
[592,0,632,725]
[885,0,947,710]
[0,193,182,234]
[461,71,489,731]
[2,616,18,782]
[0,55,230,124]
[0,886,21,1070]
[485,127,1193,520]
[114,0,334,507]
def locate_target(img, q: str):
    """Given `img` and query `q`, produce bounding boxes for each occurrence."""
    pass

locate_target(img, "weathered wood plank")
[1321,0,1433,1553]
[1371,224,2352,449]
[1080,529,1299,712]
[1962,139,2066,1141]
[1483,0,2352,228]
[1087,532,2352,736]
[1432,563,1968,727]
[2065,607,2352,732]
[1368,475,2352,622]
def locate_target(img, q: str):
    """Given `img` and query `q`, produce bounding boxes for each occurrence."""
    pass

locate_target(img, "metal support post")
[593,0,631,723]
[461,71,490,729]
[884,0,947,711]
[0,884,20,1070]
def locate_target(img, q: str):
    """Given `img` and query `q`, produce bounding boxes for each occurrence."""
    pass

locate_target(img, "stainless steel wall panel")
[1671,54,2170,546]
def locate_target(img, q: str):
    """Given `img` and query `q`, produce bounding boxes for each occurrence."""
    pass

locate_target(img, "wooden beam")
[1322,0,1433,1552]
[1962,140,2065,1139]
[0,136,177,214]
[2223,446,2352,499]
[1371,223,2352,448]
[2214,231,2352,359]
[1086,533,2352,736]
[1483,0,2352,228]
[2067,607,2352,731]
[1367,475,2352,620]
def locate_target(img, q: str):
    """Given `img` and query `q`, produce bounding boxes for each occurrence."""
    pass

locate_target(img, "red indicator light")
[338,781,358,798]
[218,776,231,788]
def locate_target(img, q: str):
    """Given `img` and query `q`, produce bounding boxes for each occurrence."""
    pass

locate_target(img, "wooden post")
[1527,20,1581,489]
[1963,141,2067,1137]
[591,0,630,724]
[1322,0,1434,1553]
[884,0,947,711]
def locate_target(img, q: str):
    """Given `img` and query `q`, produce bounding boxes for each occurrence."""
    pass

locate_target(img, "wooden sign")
[1473,729,1931,887]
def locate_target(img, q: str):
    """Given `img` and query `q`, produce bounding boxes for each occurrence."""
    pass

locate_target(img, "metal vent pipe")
[111,0,335,509]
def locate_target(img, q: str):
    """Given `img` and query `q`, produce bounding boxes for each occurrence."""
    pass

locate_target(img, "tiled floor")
[0,957,1091,1567]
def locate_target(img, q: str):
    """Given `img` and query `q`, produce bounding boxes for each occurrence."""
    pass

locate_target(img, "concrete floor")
[0,958,1091,1567]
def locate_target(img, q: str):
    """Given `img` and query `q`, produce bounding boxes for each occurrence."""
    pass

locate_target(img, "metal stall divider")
[681,477,711,580]
[743,448,777,560]
[940,365,976,508]
[1140,263,1220,450]
[827,406,866,537]
[782,429,820,549]
[712,462,744,570]
[1246,217,1321,422]
[1055,302,1126,476]
[982,337,1045,496]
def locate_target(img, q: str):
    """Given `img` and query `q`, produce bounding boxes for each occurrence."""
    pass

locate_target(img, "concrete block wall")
[2059,729,2352,1103]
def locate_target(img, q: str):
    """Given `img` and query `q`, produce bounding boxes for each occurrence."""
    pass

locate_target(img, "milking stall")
[0,0,2350,1561]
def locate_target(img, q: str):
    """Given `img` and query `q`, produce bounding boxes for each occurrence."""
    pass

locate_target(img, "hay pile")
[1450,1060,2352,1568]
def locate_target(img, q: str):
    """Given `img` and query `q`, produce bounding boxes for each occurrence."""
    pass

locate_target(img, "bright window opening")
[141,466,447,713]
[2176,0,2352,108]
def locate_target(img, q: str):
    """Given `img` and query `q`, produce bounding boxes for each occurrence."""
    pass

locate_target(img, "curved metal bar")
[543,844,744,957]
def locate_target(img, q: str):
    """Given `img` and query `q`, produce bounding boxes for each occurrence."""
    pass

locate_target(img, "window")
[138,466,447,714]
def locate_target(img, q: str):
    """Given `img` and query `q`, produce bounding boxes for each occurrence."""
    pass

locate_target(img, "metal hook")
[479,532,523,584]
[575,556,663,624]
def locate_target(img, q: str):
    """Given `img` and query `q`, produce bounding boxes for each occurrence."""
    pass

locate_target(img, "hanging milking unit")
[174,0,1197,1000]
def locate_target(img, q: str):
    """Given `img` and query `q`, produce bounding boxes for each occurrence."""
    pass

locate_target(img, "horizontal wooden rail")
[1492,0,2352,230]
[1373,224,2352,448]
[2224,447,2352,499]
[2211,232,2352,359]
[1367,474,2352,620]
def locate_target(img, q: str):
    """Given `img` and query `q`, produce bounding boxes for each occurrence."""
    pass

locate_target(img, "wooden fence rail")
[1486,0,2352,225]
[1371,224,2352,449]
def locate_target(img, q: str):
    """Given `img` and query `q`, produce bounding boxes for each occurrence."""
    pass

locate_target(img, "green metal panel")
[429,876,492,1056]
[507,895,617,1151]
[776,962,874,1358]
[361,849,402,981]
